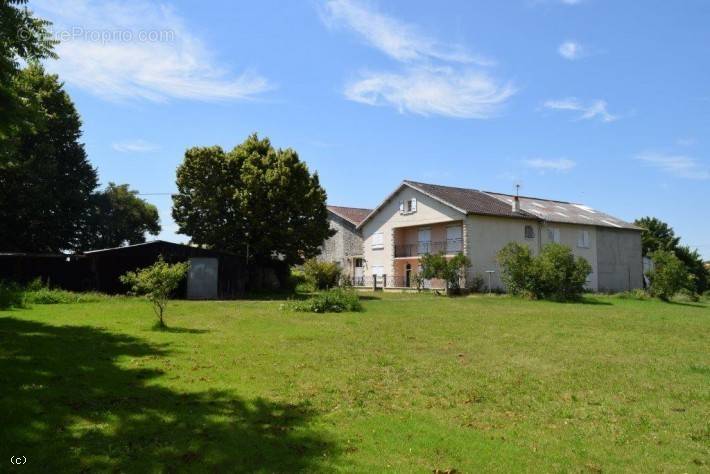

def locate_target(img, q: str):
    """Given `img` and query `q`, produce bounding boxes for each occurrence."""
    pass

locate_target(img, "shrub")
[290,288,362,313]
[303,259,342,290]
[496,243,535,295]
[120,256,189,328]
[533,243,592,301]
[497,242,592,301]
[420,252,471,294]
[468,274,486,293]
[617,288,650,300]
[646,249,693,301]
[0,280,24,309]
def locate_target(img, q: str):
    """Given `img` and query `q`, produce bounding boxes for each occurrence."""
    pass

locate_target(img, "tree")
[79,183,161,250]
[646,250,692,301]
[0,0,57,139]
[634,217,680,256]
[0,64,98,252]
[172,134,333,265]
[120,257,189,328]
[420,252,470,294]
[635,217,709,294]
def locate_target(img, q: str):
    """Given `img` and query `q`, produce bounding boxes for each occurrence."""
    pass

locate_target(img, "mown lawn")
[1,293,708,473]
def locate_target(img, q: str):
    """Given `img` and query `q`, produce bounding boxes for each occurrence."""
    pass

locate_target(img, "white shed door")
[187,258,218,300]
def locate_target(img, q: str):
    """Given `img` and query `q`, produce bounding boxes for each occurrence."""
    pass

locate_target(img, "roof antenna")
[512,183,521,213]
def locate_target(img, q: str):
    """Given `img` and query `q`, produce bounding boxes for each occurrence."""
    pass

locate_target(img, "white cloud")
[322,0,490,65]
[112,139,160,153]
[677,137,697,147]
[558,40,583,60]
[543,97,618,122]
[523,158,576,172]
[636,152,710,180]
[33,0,272,102]
[560,0,583,4]
[322,0,514,118]
[345,67,515,118]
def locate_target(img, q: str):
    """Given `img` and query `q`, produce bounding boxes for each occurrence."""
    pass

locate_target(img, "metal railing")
[394,238,463,257]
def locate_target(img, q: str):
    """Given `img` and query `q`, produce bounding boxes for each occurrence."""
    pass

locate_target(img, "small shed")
[84,241,248,299]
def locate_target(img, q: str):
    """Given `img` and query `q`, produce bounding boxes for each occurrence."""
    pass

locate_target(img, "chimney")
[512,195,520,213]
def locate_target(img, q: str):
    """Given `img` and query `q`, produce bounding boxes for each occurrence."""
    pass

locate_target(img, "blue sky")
[30,0,710,258]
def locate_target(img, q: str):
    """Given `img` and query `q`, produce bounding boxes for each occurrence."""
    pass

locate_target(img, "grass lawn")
[1,293,708,473]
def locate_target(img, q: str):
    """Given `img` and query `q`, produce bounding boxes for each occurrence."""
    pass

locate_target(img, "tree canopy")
[172,134,333,266]
[0,64,98,252]
[79,183,161,250]
[635,216,708,294]
[0,0,57,139]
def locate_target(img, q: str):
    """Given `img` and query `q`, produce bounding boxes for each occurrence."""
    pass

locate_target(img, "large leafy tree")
[634,217,681,255]
[0,0,57,139]
[0,64,98,252]
[172,134,333,265]
[79,183,161,250]
[635,216,708,293]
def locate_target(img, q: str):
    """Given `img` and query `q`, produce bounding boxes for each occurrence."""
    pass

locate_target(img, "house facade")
[318,205,371,283]
[356,181,643,292]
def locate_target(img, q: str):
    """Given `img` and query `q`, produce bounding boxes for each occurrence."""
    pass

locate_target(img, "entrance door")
[354,258,364,285]
[418,228,431,254]
[187,258,218,300]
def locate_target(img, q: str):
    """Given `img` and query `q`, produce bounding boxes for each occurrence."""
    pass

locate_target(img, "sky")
[29,0,710,258]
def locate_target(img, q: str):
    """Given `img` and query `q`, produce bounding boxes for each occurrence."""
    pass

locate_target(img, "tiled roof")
[327,205,373,226]
[404,181,536,219]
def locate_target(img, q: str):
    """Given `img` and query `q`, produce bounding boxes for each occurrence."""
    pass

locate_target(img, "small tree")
[420,252,471,294]
[647,250,693,301]
[120,257,189,328]
[302,259,342,290]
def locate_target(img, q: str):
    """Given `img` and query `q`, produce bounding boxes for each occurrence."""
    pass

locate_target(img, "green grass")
[1,293,708,472]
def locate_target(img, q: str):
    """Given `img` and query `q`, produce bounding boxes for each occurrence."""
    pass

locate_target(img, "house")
[319,205,371,284]
[356,180,643,292]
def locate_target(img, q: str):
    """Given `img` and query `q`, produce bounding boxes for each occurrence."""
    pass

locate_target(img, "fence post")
[383,274,387,289]
[372,274,377,291]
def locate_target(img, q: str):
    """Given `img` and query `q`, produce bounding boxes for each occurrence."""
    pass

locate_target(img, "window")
[524,225,535,239]
[399,198,417,214]
[547,227,560,243]
[577,230,590,248]
[371,232,384,249]
[446,225,463,252]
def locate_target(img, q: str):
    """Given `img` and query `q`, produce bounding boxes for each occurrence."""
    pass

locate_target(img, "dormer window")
[399,198,417,215]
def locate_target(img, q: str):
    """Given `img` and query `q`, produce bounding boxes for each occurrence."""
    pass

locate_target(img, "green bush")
[303,259,342,290]
[497,242,592,301]
[0,280,25,309]
[646,249,693,301]
[290,288,362,313]
[420,252,471,294]
[617,288,650,300]
[23,288,105,304]
[468,274,486,293]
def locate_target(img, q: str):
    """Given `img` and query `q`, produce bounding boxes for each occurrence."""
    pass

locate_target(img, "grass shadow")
[0,317,337,472]
[151,324,211,334]
[666,300,708,309]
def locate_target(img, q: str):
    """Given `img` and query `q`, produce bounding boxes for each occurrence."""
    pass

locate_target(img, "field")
[1,292,708,472]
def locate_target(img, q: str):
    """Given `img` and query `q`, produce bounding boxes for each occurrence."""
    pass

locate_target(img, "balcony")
[394,238,463,257]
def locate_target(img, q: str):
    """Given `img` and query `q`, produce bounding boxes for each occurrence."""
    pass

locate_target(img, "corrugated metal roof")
[484,192,639,230]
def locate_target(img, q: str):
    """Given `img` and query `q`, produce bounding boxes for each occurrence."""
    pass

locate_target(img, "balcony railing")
[394,238,463,257]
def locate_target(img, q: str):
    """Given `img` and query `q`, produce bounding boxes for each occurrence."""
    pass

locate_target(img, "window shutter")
[399,201,404,213]
[554,229,560,243]
[411,198,417,211]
